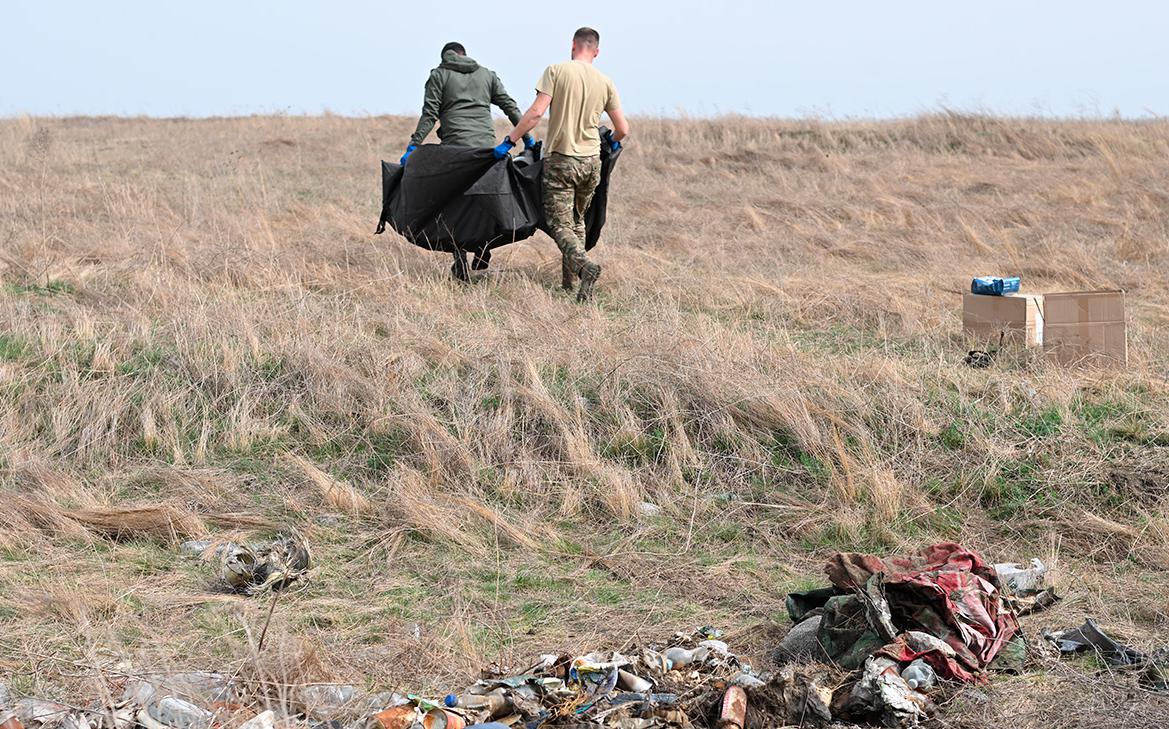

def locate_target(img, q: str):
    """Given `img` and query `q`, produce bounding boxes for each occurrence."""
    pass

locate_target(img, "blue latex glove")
[523,135,538,151]
[400,145,417,165]
[602,131,621,153]
[493,138,516,160]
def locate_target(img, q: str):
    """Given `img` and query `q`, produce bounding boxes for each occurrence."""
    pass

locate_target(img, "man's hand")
[400,145,417,165]
[602,130,621,153]
[492,138,516,160]
[523,135,539,151]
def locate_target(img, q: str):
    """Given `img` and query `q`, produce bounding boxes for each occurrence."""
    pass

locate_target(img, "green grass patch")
[350,428,409,474]
[1074,396,1168,446]
[1016,406,1063,438]
[938,422,965,450]
[602,427,668,466]
[981,458,1057,519]
[0,333,30,361]
[5,280,75,296]
[117,345,169,377]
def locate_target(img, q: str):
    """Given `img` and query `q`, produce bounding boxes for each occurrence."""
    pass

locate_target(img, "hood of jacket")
[440,50,480,74]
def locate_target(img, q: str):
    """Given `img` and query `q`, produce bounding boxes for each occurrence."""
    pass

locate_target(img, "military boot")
[561,258,574,291]
[576,262,601,303]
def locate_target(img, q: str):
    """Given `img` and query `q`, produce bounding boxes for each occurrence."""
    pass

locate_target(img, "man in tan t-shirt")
[499,27,630,302]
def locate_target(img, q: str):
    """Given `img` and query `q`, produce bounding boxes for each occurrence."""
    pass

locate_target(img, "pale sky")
[3,1,1166,119]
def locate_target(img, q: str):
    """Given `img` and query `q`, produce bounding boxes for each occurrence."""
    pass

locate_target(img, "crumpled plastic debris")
[238,710,275,729]
[12,699,72,727]
[838,657,933,727]
[136,697,212,729]
[994,558,1059,616]
[222,532,311,594]
[299,685,404,721]
[180,532,311,594]
[786,542,1024,685]
[122,672,237,707]
[1044,617,1169,693]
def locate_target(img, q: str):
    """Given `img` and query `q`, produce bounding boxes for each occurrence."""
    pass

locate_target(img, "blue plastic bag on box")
[971,276,1021,296]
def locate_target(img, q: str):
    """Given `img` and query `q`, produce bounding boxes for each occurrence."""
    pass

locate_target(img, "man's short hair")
[573,27,600,48]
[441,42,466,58]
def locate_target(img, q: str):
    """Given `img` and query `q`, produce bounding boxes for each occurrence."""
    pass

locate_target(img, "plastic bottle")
[900,660,936,691]
[664,646,709,669]
[144,697,213,729]
[616,670,652,693]
[971,276,1021,296]
[443,694,510,717]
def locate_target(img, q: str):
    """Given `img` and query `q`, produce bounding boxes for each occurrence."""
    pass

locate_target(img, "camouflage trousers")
[542,153,602,281]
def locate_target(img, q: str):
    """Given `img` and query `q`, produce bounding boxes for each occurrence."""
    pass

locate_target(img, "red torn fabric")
[825,543,1020,682]
[875,633,978,683]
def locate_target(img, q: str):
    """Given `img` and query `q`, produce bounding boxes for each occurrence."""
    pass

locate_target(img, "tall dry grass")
[0,113,1168,726]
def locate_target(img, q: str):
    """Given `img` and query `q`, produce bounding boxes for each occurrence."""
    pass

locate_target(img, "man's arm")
[409,72,443,147]
[490,73,524,126]
[505,92,552,145]
[606,107,630,142]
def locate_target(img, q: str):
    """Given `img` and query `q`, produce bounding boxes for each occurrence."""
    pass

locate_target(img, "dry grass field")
[1,113,1169,727]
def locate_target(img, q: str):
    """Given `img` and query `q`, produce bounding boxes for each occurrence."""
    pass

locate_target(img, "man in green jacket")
[401,42,531,281]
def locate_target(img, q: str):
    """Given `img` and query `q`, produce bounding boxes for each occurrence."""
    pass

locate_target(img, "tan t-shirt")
[536,60,620,157]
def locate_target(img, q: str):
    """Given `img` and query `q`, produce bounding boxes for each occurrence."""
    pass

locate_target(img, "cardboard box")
[963,293,1044,347]
[1042,290,1127,367]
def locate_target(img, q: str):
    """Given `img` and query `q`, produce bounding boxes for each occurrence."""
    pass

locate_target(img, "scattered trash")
[994,558,1048,594]
[788,543,1022,683]
[963,347,997,369]
[181,533,313,594]
[994,557,1059,615]
[122,672,237,707]
[775,614,824,662]
[636,502,661,518]
[748,665,832,727]
[298,685,401,721]
[137,697,212,729]
[211,532,311,594]
[238,710,275,729]
[717,686,746,729]
[2,550,1140,729]
[777,543,1036,725]
[900,659,936,691]
[615,671,652,693]
[14,699,71,726]
[1044,618,1169,693]
[179,540,213,557]
[840,657,932,727]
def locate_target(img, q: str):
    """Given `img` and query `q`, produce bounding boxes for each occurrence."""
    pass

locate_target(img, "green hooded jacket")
[409,51,523,148]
